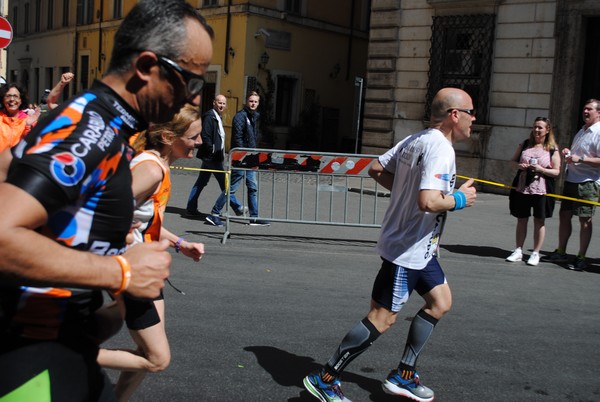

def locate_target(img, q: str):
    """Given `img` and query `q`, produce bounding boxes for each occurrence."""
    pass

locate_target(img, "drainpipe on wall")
[97,0,103,76]
[74,20,79,93]
[345,0,356,81]
[224,0,232,75]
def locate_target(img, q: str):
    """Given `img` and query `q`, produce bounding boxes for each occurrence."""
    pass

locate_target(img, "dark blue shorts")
[371,257,447,312]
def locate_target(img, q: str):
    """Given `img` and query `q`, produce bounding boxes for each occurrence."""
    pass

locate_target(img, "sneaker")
[567,256,587,271]
[185,209,202,217]
[542,250,568,262]
[382,370,434,402]
[303,371,351,402]
[506,248,523,262]
[248,218,270,226]
[527,252,540,266]
[205,215,224,227]
[233,206,248,216]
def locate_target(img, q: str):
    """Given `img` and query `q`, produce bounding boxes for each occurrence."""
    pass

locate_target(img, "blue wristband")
[451,191,466,211]
[175,237,185,253]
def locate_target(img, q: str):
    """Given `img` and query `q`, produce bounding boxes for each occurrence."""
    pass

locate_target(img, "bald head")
[428,87,475,143]
[430,88,473,123]
[213,94,227,114]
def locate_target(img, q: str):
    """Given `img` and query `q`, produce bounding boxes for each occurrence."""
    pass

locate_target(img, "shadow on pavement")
[582,263,600,274]
[167,205,206,219]
[441,243,599,273]
[441,243,508,259]
[244,346,412,402]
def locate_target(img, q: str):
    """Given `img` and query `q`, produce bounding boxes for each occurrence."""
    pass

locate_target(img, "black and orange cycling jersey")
[0,80,147,342]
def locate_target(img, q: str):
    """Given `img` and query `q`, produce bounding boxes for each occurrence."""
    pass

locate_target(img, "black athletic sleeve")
[6,166,70,215]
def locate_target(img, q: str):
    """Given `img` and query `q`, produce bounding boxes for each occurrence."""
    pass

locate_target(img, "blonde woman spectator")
[506,117,561,266]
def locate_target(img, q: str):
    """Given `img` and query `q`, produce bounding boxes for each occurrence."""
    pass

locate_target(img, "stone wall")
[363,0,562,194]
[362,0,402,154]
[484,0,556,193]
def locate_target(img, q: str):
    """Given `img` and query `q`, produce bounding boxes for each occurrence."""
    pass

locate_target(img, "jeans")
[211,169,258,217]
[187,159,240,212]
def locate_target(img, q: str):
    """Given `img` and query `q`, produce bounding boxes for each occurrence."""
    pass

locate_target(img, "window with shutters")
[47,0,54,30]
[63,0,70,27]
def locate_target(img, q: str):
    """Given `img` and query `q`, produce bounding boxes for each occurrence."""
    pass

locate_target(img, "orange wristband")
[112,255,132,295]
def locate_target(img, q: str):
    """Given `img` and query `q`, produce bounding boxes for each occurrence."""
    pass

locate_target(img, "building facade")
[363,0,600,192]
[5,0,370,152]
[9,0,597,189]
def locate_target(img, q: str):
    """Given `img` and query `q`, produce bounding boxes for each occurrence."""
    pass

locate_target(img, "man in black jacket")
[186,94,243,221]
[207,91,269,226]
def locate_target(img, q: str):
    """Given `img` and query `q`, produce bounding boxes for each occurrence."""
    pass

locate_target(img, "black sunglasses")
[157,55,205,98]
[447,108,476,116]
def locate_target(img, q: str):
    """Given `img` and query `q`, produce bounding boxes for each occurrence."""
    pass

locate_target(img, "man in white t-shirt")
[303,88,477,402]
[543,99,600,270]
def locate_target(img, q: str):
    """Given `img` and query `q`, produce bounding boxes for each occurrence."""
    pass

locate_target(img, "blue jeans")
[211,169,258,217]
[187,159,241,212]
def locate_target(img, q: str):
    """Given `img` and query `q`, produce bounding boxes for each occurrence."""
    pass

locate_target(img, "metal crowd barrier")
[221,148,389,243]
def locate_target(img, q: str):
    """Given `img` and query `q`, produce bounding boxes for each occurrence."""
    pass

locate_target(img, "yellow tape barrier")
[170,166,230,190]
[456,174,600,207]
[168,166,599,207]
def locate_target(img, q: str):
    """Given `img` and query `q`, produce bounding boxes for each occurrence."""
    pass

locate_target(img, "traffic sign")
[0,17,13,49]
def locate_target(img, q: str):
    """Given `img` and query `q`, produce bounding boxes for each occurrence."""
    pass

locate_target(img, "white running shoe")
[506,248,523,262]
[527,252,540,266]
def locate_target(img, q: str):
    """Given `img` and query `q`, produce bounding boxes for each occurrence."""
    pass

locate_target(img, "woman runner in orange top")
[98,104,205,401]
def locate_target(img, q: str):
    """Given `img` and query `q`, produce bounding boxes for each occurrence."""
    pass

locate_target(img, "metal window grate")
[426,14,495,123]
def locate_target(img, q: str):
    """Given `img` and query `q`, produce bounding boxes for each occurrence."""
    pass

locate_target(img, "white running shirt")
[565,121,600,183]
[376,128,456,270]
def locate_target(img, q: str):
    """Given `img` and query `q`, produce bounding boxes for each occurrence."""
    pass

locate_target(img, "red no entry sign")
[0,17,13,49]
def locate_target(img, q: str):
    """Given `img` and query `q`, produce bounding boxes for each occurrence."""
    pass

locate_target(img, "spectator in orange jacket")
[0,83,40,151]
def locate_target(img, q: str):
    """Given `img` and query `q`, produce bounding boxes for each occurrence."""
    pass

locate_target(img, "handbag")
[508,170,521,213]
[509,140,527,212]
[544,175,556,217]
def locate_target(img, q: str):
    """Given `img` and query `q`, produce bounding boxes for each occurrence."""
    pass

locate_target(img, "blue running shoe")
[303,371,351,402]
[382,370,434,402]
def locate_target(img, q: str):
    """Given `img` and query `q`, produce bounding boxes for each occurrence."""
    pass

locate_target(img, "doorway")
[580,16,600,121]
